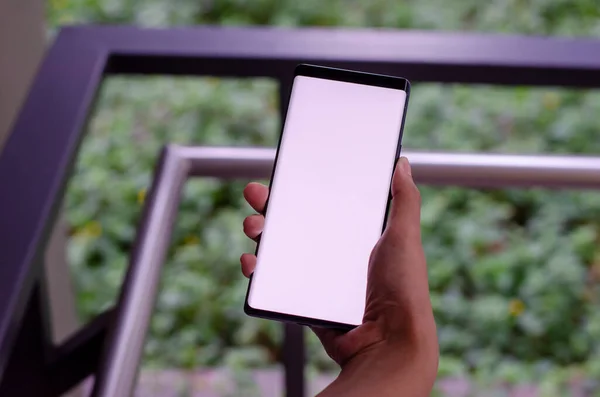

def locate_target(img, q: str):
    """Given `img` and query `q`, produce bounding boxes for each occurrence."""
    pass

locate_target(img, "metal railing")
[92,146,600,397]
[0,25,599,396]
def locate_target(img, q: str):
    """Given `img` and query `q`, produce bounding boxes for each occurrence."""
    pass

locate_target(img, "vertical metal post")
[92,147,189,397]
[282,324,306,397]
[279,77,306,397]
[0,282,53,396]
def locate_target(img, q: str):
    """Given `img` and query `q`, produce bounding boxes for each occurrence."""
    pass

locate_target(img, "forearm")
[317,343,437,397]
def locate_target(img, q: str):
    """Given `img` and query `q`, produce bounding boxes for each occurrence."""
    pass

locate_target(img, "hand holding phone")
[241,64,437,394]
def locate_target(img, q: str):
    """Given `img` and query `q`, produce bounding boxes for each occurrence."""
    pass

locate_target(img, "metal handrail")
[92,145,600,397]
[181,146,600,188]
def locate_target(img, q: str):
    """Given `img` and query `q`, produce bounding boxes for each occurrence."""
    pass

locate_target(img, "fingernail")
[399,157,412,175]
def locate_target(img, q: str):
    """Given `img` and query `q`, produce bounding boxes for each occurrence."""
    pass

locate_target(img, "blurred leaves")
[50,0,600,387]
[48,0,600,35]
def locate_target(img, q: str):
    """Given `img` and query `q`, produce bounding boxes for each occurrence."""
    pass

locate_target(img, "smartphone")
[244,64,410,330]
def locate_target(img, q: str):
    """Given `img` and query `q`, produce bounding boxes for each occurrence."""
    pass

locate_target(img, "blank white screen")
[247,75,407,326]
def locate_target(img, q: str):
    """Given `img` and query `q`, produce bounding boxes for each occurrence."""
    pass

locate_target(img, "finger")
[243,214,264,240]
[386,157,421,241]
[310,327,343,361]
[311,324,383,367]
[240,253,256,278]
[243,182,269,214]
[311,326,340,344]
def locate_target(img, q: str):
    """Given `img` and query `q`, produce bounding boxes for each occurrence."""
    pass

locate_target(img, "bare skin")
[241,157,439,396]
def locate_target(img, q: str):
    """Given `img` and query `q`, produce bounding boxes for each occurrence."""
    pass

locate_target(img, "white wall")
[0,0,46,148]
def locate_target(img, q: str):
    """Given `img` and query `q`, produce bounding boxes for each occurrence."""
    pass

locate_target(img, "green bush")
[51,0,600,386]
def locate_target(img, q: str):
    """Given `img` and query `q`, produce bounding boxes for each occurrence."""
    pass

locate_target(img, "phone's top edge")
[294,63,410,91]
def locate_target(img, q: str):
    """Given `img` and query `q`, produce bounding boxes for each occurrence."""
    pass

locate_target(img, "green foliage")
[48,0,600,35]
[50,0,600,387]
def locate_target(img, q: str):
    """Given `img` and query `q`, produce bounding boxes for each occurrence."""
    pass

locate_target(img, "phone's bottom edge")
[244,301,357,332]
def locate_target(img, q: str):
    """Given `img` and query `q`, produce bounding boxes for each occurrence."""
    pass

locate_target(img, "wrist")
[319,340,438,397]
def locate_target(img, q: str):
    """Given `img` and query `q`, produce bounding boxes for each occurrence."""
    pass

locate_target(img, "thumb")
[386,157,421,241]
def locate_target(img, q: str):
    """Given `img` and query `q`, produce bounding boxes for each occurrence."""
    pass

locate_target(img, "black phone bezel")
[243,63,411,332]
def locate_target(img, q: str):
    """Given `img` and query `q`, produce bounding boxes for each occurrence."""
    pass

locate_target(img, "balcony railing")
[0,25,599,397]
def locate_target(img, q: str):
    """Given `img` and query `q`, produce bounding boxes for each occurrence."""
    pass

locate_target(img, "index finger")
[386,157,421,242]
[243,182,269,213]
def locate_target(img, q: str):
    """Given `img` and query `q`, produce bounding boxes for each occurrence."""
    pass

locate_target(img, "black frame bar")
[0,25,600,396]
